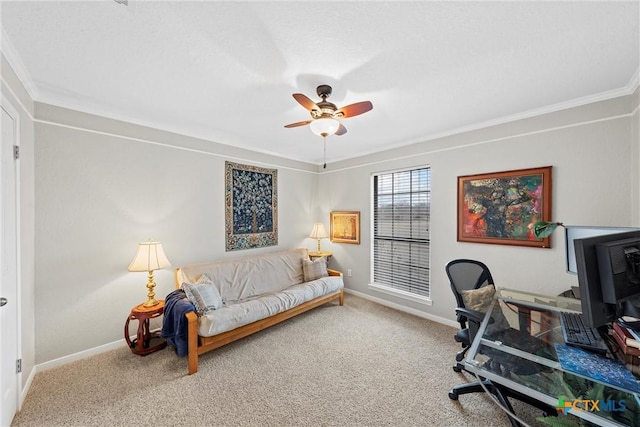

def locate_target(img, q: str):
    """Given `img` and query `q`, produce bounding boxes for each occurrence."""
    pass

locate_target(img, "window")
[372,167,431,301]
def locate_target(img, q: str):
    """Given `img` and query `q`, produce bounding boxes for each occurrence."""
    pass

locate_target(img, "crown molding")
[1,26,39,100]
[626,66,640,93]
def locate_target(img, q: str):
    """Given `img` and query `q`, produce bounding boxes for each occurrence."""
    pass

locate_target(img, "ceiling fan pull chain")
[323,137,327,169]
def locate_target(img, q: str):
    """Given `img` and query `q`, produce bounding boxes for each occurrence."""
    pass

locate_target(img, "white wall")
[1,53,36,392]
[33,104,319,364]
[319,92,640,323]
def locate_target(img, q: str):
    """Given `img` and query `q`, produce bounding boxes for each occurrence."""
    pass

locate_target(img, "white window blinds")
[373,167,431,297]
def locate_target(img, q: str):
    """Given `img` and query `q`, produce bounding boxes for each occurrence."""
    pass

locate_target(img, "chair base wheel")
[448,390,459,400]
[453,365,462,373]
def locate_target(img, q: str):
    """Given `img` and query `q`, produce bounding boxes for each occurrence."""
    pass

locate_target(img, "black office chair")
[446,259,557,426]
[446,259,494,372]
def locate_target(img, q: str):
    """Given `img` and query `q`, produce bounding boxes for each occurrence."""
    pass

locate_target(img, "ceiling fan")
[284,85,373,137]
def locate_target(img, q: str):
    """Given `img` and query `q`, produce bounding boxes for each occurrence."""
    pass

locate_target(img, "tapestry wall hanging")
[457,166,552,248]
[225,161,278,251]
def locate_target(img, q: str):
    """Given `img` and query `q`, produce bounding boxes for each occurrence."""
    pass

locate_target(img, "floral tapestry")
[225,161,278,251]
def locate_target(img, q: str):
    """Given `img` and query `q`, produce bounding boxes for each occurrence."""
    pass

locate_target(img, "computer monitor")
[574,230,640,328]
[597,237,640,304]
[564,226,639,274]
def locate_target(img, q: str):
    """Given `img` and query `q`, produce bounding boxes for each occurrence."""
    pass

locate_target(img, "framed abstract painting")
[457,166,552,248]
[225,161,278,251]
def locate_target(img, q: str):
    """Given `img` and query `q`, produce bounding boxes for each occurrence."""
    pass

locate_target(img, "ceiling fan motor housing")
[311,85,337,118]
[312,101,338,119]
[316,84,332,99]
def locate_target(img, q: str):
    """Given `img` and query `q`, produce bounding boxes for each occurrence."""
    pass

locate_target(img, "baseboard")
[17,339,126,413]
[19,365,35,410]
[35,338,125,373]
[20,333,161,409]
[344,288,459,329]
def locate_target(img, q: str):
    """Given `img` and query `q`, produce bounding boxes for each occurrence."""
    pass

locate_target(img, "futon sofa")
[169,248,344,374]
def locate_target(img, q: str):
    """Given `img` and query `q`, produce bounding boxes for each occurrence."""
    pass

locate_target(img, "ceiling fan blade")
[284,120,312,128]
[292,93,319,112]
[335,101,373,118]
[335,123,347,136]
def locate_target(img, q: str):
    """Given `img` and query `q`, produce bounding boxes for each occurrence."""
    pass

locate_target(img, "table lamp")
[308,223,329,252]
[128,240,171,307]
[532,221,564,238]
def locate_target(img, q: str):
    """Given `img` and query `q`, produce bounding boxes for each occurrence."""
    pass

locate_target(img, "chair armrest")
[455,307,486,323]
[327,269,342,277]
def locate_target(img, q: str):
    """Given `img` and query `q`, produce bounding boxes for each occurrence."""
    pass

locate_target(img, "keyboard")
[560,312,609,354]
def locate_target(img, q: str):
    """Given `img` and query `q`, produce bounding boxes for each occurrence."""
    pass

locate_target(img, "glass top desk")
[463,288,640,426]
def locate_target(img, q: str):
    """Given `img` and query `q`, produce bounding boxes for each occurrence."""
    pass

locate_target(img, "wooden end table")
[124,300,167,356]
[309,251,332,264]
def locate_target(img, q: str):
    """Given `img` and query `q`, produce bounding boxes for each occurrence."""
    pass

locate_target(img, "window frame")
[369,165,432,306]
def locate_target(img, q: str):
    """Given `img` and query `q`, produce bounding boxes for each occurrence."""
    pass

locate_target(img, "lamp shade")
[128,241,171,272]
[532,221,564,239]
[309,223,329,240]
[309,118,340,137]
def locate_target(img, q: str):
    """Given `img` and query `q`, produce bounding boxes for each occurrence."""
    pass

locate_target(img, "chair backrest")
[445,259,494,328]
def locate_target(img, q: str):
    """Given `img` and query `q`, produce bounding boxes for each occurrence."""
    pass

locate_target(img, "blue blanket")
[161,289,195,357]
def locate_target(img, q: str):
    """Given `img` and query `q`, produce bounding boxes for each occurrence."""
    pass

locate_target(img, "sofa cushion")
[197,275,344,337]
[182,275,223,315]
[176,248,307,302]
[303,257,328,282]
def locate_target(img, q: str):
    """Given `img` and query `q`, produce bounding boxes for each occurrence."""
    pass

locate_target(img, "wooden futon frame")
[176,269,344,374]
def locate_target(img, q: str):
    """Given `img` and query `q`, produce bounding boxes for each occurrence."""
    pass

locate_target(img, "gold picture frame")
[330,211,360,244]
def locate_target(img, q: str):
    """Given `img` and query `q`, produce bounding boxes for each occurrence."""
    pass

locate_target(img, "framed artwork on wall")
[330,211,360,244]
[457,166,553,248]
[225,161,278,251]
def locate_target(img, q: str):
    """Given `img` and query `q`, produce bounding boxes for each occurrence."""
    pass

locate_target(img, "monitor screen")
[565,226,639,274]
[574,230,640,328]
[597,237,640,304]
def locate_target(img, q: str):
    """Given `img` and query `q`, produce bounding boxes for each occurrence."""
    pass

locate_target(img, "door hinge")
[13,145,19,160]
[16,359,22,373]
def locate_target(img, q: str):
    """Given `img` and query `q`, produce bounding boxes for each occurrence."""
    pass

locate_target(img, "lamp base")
[143,298,160,307]
[143,271,159,307]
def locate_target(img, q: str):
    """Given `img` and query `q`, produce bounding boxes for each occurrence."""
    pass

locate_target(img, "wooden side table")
[309,251,332,266]
[124,300,167,356]
[309,251,332,262]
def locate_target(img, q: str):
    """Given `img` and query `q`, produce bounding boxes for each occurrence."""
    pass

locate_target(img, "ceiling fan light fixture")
[309,118,340,137]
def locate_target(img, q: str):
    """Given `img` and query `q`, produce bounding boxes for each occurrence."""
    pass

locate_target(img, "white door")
[0,101,19,427]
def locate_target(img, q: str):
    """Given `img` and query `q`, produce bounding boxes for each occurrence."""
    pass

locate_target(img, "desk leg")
[518,307,531,334]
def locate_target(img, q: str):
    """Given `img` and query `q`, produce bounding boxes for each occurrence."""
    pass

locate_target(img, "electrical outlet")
[347,269,352,277]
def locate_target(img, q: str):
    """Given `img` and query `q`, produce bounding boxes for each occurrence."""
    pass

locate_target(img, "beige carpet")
[12,294,554,426]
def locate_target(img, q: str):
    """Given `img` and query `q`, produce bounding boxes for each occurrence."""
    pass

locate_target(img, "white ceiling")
[1,1,639,165]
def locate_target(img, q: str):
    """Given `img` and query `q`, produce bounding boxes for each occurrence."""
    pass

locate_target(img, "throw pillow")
[194,274,213,285]
[461,284,509,334]
[462,284,497,312]
[181,275,223,316]
[303,257,328,282]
